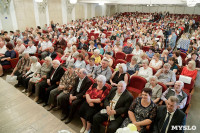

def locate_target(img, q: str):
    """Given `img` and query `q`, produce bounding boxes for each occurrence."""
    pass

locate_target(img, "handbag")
[6,75,18,84]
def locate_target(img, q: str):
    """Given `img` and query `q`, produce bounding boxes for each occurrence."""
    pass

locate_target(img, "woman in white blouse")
[149,53,163,70]
[138,60,153,81]
[132,43,143,56]
[21,56,41,93]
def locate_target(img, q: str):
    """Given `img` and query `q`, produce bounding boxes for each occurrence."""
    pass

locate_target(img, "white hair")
[96,75,107,86]
[53,60,60,65]
[118,63,127,73]
[176,81,184,89]
[149,76,158,82]
[94,49,100,55]
[118,81,127,89]
[30,56,38,63]
[17,38,23,43]
[44,56,52,62]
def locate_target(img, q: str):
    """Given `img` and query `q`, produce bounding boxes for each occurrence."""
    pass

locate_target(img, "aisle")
[0,78,75,133]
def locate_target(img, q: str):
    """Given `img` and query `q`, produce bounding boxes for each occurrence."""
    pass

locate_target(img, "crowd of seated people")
[1,11,200,133]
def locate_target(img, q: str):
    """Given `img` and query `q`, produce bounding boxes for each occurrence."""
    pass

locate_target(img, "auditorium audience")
[168,57,179,74]
[126,56,140,77]
[23,41,37,54]
[149,53,163,70]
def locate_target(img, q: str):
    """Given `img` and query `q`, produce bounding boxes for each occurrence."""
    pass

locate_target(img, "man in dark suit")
[153,96,186,133]
[59,68,92,123]
[92,81,133,133]
[47,46,57,60]
[55,35,67,49]
[38,60,65,106]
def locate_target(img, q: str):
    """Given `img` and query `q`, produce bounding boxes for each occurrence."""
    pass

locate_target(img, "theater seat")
[115,52,126,60]
[127,76,147,98]
[126,54,134,62]
[3,50,19,70]
[113,59,127,68]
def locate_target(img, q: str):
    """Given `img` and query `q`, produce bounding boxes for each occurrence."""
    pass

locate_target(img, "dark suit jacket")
[70,76,92,99]
[47,51,57,60]
[47,66,65,85]
[104,88,133,119]
[153,105,186,133]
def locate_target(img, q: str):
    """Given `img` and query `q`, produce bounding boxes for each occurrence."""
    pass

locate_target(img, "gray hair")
[30,56,38,63]
[94,49,100,55]
[49,46,54,50]
[176,81,184,89]
[168,96,179,104]
[118,81,127,89]
[118,63,127,73]
[142,59,149,65]
[17,38,23,43]
[22,52,29,57]
[53,60,60,65]
[163,63,171,68]
[80,68,88,75]
[44,56,52,62]
[149,76,158,82]
[96,75,107,86]
[131,56,137,61]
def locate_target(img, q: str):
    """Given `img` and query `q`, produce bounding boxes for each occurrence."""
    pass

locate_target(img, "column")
[66,0,75,22]
[61,0,67,24]
[33,0,40,26]
[84,4,87,20]
[10,0,18,30]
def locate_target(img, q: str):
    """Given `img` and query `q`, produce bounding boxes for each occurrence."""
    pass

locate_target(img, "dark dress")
[0,50,16,65]
[121,97,157,133]
[79,83,110,123]
[112,71,126,84]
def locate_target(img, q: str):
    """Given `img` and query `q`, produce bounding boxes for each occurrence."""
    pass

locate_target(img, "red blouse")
[181,66,197,80]
[86,83,110,102]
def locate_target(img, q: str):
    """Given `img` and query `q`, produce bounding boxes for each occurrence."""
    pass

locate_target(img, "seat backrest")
[115,52,126,60]
[105,83,112,91]
[126,54,134,62]
[113,59,127,68]
[158,82,167,93]
[128,76,147,90]
[88,77,95,84]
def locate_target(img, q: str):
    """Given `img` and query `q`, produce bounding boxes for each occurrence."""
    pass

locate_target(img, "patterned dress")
[121,97,157,133]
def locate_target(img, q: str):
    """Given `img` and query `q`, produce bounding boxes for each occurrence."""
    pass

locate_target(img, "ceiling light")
[35,0,43,2]
[70,0,77,4]
[99,2,104,5]
[187,0,197,7]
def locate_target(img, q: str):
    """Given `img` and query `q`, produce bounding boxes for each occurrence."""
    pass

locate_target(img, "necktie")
[161,112,171,133]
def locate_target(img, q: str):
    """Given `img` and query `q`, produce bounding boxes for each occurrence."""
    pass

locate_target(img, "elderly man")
[39,36,52,59]
[38,60,65,106]
[93,58,112,81]
[12,53,30,87]
[155,63,176,86]
[23,41,37,55]
[122,39,133,54]
[101,34,106,43]
[61,68,92,124]
[113,36,123,46]
[153,96,186,133]
[93,81,133,133]
[56,35,67,49]
[78,39,87,49]
[47,47,57,60]
[161,81,187,110]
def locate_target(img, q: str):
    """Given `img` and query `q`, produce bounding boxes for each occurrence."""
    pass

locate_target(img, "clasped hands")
[106,106,116,116]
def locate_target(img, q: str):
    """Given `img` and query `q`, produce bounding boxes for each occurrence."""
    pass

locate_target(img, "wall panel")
[95,5,102,17]
[184,7,194,14]
[75,4,85,20]
[48,0,62,25]
[0,11,13,31]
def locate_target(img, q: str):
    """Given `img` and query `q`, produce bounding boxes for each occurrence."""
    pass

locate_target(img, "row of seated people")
[9,51,192,133]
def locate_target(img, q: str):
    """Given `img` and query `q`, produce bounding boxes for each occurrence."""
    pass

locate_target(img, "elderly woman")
[79,75,110,133]
[0,43,16,76]
[132,43,143,57]
[145,76,162,103]
[74,53,86,69]
[61,45,79,67]
[160,49,169,64]
[14,38,26,55]
[20,56,41,93]
[27,57,52,97]
[138,60,153,81]
[181,60,198,80]
[149,53,163,70]
[113,42,122,53]
[121,88,157,132]
[110,63,128,86]
[91,49,102,64]
[168,57,178,74]
[126,56,140,76]
[138,53,149,64]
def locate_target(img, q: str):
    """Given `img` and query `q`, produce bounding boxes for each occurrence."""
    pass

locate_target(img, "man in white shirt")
[39,36,52,59]
[23,41,37,54]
